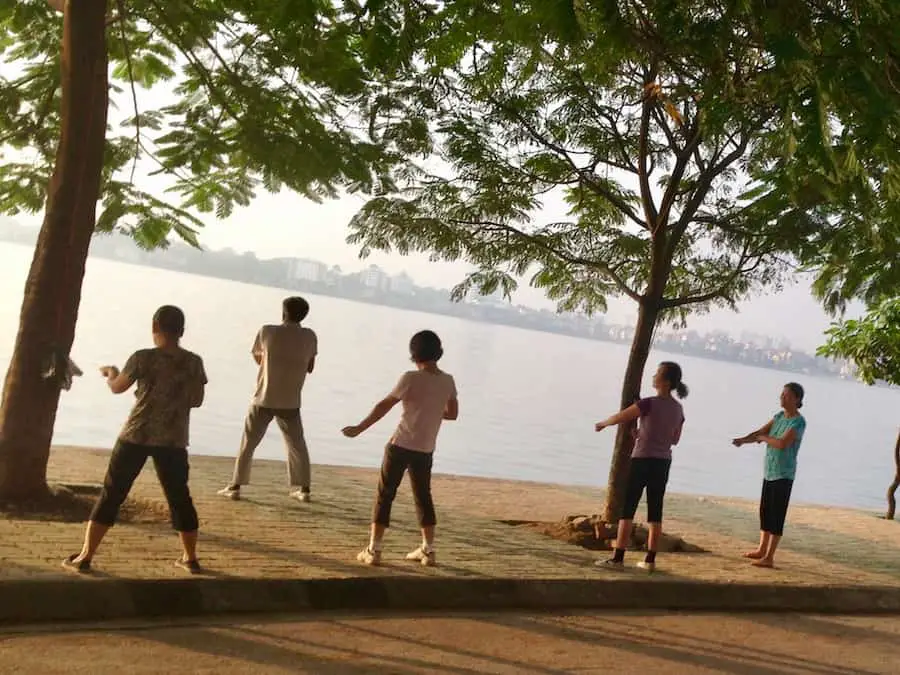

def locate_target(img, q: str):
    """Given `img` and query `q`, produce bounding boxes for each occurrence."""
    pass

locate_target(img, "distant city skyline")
[0,221,857,383]
[4,200,857,354]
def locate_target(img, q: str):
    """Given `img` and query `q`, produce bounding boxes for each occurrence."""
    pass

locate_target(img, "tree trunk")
[603,298,661,523]
[886,429,900,520]
[0,0,109,500]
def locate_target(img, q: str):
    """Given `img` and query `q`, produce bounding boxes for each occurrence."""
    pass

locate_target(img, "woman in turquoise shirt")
[732,382,806,568]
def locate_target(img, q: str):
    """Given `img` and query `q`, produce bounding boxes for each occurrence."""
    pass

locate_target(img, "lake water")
[0,243,897,511]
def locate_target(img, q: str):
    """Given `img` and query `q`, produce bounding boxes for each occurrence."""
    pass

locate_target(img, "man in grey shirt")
[218,296,318,502]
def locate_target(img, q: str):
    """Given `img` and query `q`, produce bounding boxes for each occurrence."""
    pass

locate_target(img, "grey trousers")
[231,406,311,489]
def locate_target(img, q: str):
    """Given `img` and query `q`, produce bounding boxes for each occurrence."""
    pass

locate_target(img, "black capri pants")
[91,440,199,532]
[759,478,793,536]
[623,457,672,522]
[372,444,436,528]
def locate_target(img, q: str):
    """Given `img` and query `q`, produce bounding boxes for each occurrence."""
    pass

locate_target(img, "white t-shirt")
[251,323,317,409]
[389,369,457,454]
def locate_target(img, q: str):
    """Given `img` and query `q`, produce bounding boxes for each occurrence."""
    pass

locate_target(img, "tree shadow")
[312,619,570,674]
[217,494,370,526]
[745,613,900,646]
[122,623,490,674]
[479,612,883,675]
[0,559,116,580]
[192,529,383,577]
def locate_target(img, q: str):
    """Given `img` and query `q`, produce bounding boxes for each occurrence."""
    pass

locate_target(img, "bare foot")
[742,550,764,559]
[751,558,775,568]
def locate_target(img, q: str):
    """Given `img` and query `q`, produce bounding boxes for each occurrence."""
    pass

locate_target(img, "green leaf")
[2,0,433,249]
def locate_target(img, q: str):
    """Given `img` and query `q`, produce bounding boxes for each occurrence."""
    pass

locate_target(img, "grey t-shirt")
[252,323,317,409]
[631,396,685,460]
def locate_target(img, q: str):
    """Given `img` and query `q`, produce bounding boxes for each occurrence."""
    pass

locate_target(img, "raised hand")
[99,365,119,379]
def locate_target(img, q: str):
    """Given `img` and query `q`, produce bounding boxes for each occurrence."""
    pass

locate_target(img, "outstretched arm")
[100,366,134,395]
[595,404,641,432]
[732,419,774,446]
[342,396,400,438]
[757,427,797,451]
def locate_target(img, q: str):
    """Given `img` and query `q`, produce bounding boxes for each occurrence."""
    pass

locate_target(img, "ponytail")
[659,361,688,398]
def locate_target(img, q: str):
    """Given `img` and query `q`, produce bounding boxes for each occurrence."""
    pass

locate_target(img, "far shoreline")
[0,237,876,385]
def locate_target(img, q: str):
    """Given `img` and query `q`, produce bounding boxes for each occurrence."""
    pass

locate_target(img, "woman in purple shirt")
[594,362,688,572]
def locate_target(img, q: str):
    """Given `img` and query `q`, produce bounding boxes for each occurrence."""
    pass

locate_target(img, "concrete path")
[1,611,897,674]
[0,446,898,621]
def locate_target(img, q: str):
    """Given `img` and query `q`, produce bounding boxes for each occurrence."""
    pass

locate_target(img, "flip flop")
[61,553,91,574]
[175,558,202,574]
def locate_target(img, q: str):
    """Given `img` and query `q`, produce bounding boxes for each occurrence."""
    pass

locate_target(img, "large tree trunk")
[886,429,900,520]
[0,0,108,500]
[602,298,661,523]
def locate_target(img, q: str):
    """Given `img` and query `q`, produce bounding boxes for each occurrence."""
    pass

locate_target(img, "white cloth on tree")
[42,350,83,391]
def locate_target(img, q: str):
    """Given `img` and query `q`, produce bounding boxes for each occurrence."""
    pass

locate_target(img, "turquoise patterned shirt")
[764,411,806,481]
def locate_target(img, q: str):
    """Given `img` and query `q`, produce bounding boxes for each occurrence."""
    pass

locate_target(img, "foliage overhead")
[0,0,433,248]
[347,0,900,328]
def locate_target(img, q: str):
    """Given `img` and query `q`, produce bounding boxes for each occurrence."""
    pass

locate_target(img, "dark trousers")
[759,479,793,536]
[372,444,436,528]
[623,458,672,522]
[91,441,199,532]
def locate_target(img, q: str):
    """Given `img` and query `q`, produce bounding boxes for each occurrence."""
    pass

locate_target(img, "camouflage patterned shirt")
[118,347,207,448]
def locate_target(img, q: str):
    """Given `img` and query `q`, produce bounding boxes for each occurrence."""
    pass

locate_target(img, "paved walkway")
[0,446,896,590]
[2,611,899,674]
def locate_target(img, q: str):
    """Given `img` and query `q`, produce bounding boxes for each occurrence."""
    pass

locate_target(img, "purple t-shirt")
[631,396,685,460]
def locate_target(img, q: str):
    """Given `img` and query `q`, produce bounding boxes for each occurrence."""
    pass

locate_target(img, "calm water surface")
[0,243,896,510]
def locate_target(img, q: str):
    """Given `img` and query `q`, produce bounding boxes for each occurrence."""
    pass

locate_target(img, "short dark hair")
[153,305,185,338]
[659,361,689,399]
[785,382,805,408]
[409,330,443,363]
[283,296,310,323]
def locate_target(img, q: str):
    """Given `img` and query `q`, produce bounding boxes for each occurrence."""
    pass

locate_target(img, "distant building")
[358,264,390,290]
[474,289,509,308]
[389,272,415,295]
[289,259,327,283]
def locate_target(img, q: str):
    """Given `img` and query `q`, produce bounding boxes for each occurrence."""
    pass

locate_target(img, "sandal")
[175,558,202,574]
[62,553,91,574]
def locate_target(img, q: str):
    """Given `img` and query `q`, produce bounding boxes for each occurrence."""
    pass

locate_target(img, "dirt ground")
[0,610,896,674]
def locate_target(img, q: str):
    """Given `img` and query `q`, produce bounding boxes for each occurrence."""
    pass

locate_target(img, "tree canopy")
[349,0,900,318]
[0,0,432,247]
[811,209,899,387]
[345,0,900,519]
